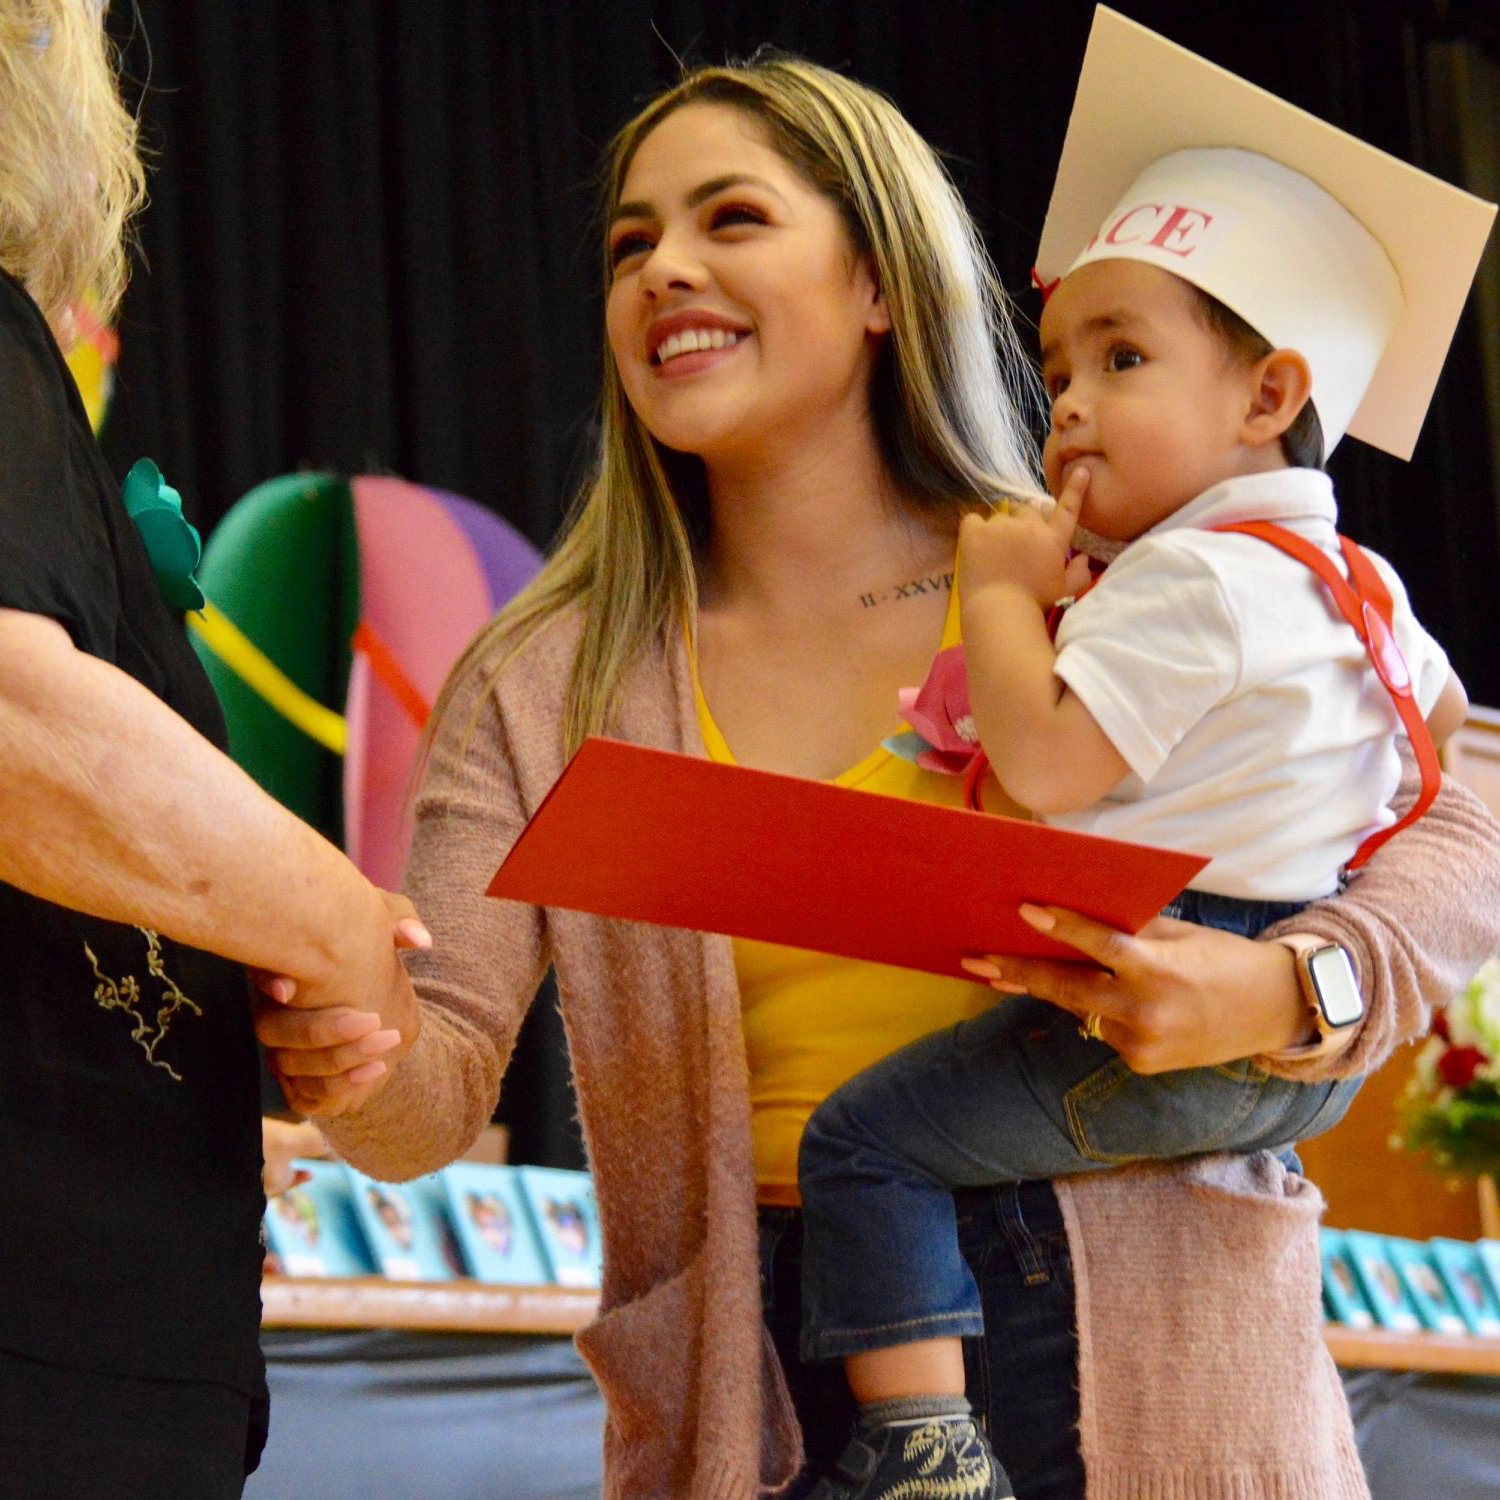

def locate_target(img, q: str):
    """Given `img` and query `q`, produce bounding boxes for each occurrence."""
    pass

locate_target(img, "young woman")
[0,7,421,1493]
[260,55,1500,1499]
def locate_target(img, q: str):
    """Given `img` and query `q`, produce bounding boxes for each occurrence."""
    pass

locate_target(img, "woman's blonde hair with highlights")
[0,1,146,339]
[433,53,1045,757]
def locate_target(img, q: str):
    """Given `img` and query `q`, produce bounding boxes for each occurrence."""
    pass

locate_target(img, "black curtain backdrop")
[99,2,1500,1164]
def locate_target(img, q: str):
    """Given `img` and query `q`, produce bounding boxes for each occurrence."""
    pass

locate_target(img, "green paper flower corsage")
[122,458,205,611]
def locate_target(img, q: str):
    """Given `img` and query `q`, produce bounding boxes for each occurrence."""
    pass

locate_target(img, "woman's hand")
[963,902,1312,1073]
[252,891,430,1117]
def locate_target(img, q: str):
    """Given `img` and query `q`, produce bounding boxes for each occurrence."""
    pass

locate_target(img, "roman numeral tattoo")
[858,572,954,609]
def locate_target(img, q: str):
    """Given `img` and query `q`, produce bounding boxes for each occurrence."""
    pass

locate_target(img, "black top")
[0,270,265,1396]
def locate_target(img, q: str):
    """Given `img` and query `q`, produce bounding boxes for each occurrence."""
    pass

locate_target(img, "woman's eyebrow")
[612,172,785,225]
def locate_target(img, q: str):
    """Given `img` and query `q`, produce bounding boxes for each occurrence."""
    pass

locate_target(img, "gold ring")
[1080,1011,1105,1043]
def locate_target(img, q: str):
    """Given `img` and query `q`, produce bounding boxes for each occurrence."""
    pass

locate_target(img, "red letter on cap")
[1104,203,1162,247]
[1149,205,1214,258]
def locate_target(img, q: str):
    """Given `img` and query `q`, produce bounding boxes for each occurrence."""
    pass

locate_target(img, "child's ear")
[1242,348,1312,449]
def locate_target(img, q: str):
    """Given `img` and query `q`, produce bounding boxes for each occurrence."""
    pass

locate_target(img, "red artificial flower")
[1438,1045,1486,1091]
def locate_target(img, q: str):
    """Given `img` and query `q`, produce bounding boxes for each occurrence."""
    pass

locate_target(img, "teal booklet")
[344,1166,463,1280]
[517,1166,604,1288]
[442,1162,553,1284]
[1343,1229,1422,1332]
[1477,1240,1500,1317]
[1430,1238,1500,1336]
[1319,1229,1376,1329]
[263,1159,378,1277]
[1385,1237,1467,1334]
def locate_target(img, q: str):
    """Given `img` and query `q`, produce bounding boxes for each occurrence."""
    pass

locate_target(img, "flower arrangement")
[1397,957,1500,1178]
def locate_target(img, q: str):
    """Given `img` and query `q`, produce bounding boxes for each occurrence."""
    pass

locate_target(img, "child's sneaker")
[806,1410,1013,1499]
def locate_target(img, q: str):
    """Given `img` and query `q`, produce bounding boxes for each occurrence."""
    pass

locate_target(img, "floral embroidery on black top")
[82,928,203,1081]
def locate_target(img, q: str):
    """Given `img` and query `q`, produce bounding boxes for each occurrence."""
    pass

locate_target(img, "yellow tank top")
[690,586,997,1205]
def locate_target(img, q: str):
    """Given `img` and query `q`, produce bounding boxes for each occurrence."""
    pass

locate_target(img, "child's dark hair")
[1186,287,1326,470]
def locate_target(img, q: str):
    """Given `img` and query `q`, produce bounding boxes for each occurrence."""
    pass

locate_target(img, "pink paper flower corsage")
[883,644,983,775]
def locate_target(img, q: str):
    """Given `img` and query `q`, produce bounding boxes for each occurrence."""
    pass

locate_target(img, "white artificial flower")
[1451,957,1500,1058]
[1412,1034,1446,1094]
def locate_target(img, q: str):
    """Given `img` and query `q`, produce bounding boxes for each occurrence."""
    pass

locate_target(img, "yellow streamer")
[188,600,347,755]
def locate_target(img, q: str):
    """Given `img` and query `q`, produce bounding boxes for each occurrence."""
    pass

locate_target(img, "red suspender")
[962,748,991,811]
[1211,521,1441,871]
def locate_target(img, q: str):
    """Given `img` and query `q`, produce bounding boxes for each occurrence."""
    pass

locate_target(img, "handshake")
[251,890,431,1118]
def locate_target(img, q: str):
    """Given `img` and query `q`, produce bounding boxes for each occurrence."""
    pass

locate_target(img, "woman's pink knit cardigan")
[324,611,1500,1500]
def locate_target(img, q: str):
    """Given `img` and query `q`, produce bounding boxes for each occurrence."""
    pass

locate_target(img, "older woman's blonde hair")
[434,53,1045,756]
[0,0,145,339]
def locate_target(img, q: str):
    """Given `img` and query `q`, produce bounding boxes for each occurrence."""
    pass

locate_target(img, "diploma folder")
[488,737,1209,977]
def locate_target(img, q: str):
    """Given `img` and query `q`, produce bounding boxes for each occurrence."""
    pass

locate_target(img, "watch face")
[1309,945,1363,1027]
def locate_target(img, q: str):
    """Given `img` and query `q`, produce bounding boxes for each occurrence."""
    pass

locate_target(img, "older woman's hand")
[252,891,430,1117]
[964,902,1313,1073]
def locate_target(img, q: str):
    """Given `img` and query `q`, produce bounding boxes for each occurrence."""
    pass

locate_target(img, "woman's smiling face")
[605,102,889,467]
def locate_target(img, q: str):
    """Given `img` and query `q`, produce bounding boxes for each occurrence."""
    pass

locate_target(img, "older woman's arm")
[0,608,417,1058]
[971,745,1500,1080]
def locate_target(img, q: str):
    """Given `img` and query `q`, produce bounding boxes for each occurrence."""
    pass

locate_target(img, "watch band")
[1272,933,1363,1054]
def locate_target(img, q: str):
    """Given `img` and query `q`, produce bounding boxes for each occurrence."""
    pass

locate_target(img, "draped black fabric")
[99,2,1500,1162]
[101,1,1500,694]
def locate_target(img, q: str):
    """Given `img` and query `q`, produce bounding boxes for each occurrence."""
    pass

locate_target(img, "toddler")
[797,13,1491,1499]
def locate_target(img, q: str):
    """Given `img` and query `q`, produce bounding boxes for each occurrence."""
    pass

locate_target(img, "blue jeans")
[797,891,1362,1361]
[762,1183,1086,1500]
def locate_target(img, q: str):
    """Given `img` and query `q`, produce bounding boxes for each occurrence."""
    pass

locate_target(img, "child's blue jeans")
[796,890,1363,1362]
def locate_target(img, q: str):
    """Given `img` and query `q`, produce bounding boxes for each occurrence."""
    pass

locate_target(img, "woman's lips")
[654,327,743,365]
[645,309,753,364]
[651,331,751,379]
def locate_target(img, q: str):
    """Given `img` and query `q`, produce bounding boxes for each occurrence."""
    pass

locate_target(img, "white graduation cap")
[1033,6,1497,459]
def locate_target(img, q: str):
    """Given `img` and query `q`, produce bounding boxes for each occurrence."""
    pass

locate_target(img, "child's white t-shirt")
[1047,469,1448,900]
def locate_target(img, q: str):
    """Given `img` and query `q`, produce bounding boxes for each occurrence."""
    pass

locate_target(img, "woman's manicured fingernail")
[991,981,1027,995]
[356,1028,402,1056]
[1018,903,1056,931]
[960,957,1002,979]
[397,918,433,949]
[335,1012,381,1041]
[271,978,295,1003]
[346,1060,387,1085]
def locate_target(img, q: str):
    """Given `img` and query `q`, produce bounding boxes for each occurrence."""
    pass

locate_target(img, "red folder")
[488,737,1208,977]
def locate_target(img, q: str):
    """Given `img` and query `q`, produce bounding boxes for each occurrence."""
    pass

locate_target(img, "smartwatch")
[1275,933,1364,1044]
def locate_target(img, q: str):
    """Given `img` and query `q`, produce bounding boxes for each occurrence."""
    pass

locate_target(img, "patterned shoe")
[805,1412,1013,1499]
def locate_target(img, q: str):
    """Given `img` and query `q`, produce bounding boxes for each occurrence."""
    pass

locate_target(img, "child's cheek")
[1076,488,1108,537]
